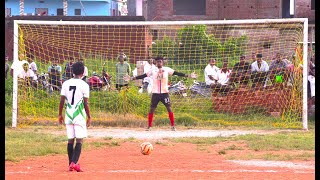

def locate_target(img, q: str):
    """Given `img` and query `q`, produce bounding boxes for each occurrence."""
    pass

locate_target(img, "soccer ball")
[140,142,153,155]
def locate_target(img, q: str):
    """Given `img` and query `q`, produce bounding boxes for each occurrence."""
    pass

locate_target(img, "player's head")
[276,53,282,61]
[72,61,85,76]
[155,56,164,68]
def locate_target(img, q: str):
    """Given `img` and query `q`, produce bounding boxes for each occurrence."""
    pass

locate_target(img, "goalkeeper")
[124,56,197,131]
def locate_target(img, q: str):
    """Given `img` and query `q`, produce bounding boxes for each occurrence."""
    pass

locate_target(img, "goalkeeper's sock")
[169,112,174,126]
[72,143,82,164]
[67,143,74,165]
[148,113,154,127]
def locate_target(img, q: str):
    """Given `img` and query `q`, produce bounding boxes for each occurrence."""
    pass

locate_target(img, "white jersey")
[60,78,90,125]
[146,66,174,94]
[18,69,37,81]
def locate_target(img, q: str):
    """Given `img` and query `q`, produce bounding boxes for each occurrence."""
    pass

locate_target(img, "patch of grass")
[169,137,227,145]
[233,130,315,151]
[5,129,67,162]
[103,136,113,140]
[217,150,226,155]
[224,144,244,150]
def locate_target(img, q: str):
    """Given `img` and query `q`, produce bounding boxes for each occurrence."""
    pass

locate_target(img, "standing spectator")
[48,58,62,90]
[230,55,251,88]
[250,53,269,89]
[308,56,315,106]
[115,55,131,91]
[5,56,9,79]
[62,57,75,82]
[269,53,289,86]
[27,54,38,75]
[211,61,233,95]
[204,58,220,87]
[123,56,197,131]
[80,59,88,82]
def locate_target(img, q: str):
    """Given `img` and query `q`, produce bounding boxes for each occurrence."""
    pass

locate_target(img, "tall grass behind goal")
[12,19,308,129]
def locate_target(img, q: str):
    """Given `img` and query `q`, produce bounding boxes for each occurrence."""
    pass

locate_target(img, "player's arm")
[83,97,91,127]
[173,71,197,78]
[58,95,66,125]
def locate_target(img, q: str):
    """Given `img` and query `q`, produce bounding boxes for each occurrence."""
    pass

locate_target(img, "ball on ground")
[140,142,153,155]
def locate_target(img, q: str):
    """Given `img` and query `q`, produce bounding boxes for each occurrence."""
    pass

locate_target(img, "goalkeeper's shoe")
[171,126,176,131]
[145,126,152,131]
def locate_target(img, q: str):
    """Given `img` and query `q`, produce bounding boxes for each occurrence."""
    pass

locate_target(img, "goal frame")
[12,18,309,130]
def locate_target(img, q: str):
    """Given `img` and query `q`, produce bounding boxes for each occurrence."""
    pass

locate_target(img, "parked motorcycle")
[87,70,112,91]
[189,80,213,98]
[168,81,188,97]
[37,73,55,94]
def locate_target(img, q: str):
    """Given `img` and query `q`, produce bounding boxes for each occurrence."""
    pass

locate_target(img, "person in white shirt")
[10,53,28,78]
[204,58,220,87]
[18,61,38,87]
[211,61,233,96]
[80,59,88,81]
[250,53,269,89]
[27,54,38,75]
[124,56,197,131]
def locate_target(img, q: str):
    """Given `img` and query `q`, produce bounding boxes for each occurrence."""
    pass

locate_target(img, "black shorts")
[150,93,171,109]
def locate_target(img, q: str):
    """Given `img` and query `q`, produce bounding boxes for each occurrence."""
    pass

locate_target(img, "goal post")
[12,18,309,129]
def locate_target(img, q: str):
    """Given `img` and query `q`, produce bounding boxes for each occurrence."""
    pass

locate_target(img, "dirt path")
[5,128,314,179]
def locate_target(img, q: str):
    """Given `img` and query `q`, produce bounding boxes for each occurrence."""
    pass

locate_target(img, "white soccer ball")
[140,142,153,155]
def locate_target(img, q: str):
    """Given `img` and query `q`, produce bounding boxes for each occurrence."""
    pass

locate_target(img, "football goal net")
[11,18,309,129]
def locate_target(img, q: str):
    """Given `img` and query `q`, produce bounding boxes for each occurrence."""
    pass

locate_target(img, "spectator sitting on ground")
[211,60,233,96]
[204,58,220,88]
[250,53,269,89]
[10,53,28,78]
[229,55,251,88]
[18,61,38,88]
[269,53,289,87]
[48,58,62,89]
[27,54,38,75]
[62,57,75,82]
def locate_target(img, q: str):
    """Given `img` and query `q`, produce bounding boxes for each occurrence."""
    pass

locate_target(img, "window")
[5,8,11,17]
[173,0,206,15]
[311,0,315,10]
[57,8,63,15]
[35,8,48,16]
[75,9,81,15]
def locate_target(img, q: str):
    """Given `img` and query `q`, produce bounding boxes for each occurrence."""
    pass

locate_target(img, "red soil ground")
[5,141,314,180]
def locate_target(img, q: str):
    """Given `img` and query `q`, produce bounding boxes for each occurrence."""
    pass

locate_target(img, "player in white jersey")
[59,61,91,172]
[124,56,197,131]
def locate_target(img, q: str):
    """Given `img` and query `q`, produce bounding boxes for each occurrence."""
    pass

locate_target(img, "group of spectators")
[5,51,315,102]
[204,52,301,95]
[6,54,88,90]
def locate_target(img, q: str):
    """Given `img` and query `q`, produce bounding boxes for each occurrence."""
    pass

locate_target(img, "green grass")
[169,130,314,161]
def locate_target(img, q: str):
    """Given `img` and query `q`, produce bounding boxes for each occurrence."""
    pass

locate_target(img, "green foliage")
[151,25,248,66]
